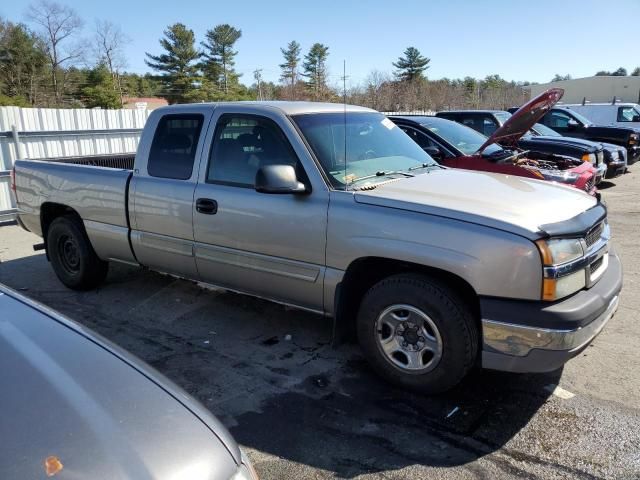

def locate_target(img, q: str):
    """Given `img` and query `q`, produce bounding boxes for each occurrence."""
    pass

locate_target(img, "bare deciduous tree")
[93,19,129,105]
[93,20,128,74]
[26,0,84,105]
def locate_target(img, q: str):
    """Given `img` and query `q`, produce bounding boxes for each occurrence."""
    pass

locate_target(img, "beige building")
[527,76,640,104]
[122,97,169,110]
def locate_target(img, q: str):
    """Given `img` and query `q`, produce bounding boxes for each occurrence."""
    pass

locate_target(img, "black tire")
[357,273,478,394]
[46,215,108,290]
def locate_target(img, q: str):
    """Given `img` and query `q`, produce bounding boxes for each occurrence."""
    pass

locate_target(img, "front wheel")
[47,215,109,290]
[357,274,478,394]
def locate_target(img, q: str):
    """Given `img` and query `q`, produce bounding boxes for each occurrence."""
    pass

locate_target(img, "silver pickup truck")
[12,102,623,393]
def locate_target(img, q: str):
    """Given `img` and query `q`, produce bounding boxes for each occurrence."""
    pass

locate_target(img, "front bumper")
[628,146,639,164]
[480,250,622,373]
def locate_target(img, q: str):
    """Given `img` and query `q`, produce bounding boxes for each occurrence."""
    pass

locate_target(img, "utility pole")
[253,69,263,101]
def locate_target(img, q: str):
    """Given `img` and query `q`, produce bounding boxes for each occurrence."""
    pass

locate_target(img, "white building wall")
[528,76,640,104]
[0,107,150,219]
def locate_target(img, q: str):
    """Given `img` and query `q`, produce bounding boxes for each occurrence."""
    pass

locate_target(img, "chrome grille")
[584,178,595,193]
[585,222,604,248]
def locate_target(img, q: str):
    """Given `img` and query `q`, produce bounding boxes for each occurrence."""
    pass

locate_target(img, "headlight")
[542,269,586,301]
[230,451,259,480]
[536,238,586,301]
[581,153,596,164]
[537,238,583,265]
[540,170,580,183]
[630,133,639,146]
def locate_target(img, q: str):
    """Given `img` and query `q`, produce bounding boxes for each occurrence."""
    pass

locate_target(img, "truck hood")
[523,134,601,151]
[354,168,596,237]
[478,88,564,153]
[0,288,239,479]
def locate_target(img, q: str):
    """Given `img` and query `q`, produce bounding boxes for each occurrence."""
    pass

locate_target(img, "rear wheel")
[357,273,478,394]
[47,215,108,290]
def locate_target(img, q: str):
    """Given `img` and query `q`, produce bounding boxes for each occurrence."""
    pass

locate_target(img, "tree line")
[2,1,635,112]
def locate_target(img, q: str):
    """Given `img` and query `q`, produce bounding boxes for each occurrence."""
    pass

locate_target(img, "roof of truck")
[560,103,639,107]
[155,101,375,115]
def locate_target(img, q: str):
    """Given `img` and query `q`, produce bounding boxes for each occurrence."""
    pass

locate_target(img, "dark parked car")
[0,284,258,480]
[529,123,627,179]
[436,109,607,183]
[508,105,640,165]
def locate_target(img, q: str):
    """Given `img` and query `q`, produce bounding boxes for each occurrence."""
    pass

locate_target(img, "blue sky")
[4,0,639,87]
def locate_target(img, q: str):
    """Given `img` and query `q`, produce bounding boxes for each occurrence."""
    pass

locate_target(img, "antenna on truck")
[342,59,347,191]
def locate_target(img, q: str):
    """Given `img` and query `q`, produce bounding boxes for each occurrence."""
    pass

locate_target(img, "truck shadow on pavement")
[0,254,560,478]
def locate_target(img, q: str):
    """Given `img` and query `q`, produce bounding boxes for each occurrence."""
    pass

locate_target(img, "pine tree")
[201,24,242,95]
[81,63,120,108]
[632,67,640,77]
[0,19,47,105]
[302,43,329,98]
[145,23,200,104]
[393,47,430,82]
[279,40,301,88]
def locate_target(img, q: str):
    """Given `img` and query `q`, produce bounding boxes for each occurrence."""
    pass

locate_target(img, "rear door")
[130,107,214,278]
[192,106,329,312]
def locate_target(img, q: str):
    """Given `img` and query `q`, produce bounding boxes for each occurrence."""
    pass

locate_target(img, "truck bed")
[14,156,134,249]
[44,153,135,170]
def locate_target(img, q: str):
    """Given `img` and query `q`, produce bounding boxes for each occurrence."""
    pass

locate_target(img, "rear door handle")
[196,198,218,215]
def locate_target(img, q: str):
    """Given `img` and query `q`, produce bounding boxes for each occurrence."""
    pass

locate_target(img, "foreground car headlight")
[581,153,596,164]
[230,451,259,480]
[540,170,580,183]
[536,238,586,301]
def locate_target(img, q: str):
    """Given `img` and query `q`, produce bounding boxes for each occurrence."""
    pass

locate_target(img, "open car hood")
[477,88,564,154]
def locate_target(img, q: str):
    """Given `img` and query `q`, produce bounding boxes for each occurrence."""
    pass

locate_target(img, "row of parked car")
[390,88,637,197]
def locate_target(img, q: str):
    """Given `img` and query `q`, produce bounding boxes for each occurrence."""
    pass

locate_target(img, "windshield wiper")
[348,170,415,185]
[408,163,442,171]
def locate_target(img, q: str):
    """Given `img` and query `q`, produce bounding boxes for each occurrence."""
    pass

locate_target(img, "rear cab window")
[148,114,204,179]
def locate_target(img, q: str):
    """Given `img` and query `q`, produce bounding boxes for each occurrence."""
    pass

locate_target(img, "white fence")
[0,106,150,220]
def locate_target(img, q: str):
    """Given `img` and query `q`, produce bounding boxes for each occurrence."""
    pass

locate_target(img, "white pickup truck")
[12,102,623,393]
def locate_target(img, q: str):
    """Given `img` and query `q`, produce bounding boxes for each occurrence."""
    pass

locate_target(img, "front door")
[193,110,329,312]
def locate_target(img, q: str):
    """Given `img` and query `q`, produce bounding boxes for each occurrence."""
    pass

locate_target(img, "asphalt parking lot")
[1,169,639,479]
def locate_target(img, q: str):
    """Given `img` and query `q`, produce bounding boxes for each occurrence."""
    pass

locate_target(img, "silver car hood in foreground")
[0,286,240,479]
[354,168,596,236]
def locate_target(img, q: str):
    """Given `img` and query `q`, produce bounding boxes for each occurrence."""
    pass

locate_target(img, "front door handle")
[196,198,218,215]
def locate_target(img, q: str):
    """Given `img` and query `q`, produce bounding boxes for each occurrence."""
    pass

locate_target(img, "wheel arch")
[333,256,481,343]
[40,203,83,259]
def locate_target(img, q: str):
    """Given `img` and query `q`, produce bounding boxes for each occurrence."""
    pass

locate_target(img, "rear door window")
[148,114,204,180]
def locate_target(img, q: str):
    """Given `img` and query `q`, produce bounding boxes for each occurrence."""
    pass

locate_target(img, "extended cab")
[13,102,623,393]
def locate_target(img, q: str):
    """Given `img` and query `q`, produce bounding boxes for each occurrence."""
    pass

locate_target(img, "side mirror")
[255,164,307,194]
[423,146,442,160]
[567,119,579,130]
[632,115,640,122]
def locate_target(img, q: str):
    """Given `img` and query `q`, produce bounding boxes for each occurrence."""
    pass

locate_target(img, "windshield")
[532,123,562,136]
[292,112,438,188]
[494,111,512,125]
[421,119,504,156]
